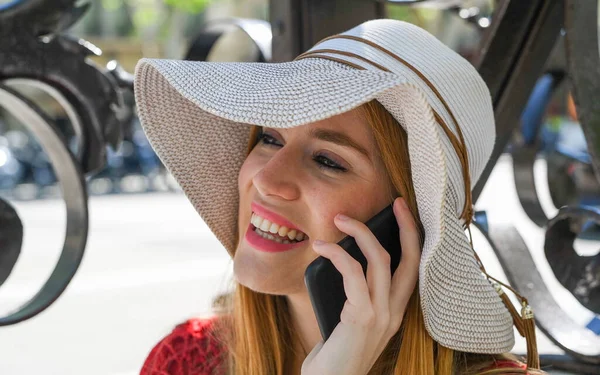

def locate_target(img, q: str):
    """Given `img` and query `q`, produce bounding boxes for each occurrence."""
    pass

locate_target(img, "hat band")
[295,37,473,226]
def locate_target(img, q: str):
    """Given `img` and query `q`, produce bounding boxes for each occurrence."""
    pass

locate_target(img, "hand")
[301,197,421,375]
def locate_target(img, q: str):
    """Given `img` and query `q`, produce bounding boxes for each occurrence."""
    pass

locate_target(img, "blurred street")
[0,192,233,375]
[0,155,596,375]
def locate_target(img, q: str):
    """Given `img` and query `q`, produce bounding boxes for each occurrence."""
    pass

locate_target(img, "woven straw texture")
[134,19,514,354]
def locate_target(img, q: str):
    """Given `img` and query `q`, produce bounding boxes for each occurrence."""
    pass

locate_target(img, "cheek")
[304,186,352,241]
[237,156,261,231]
[238,153,264,192]
[304,183,387,241]
[238,158,253,191]
[306,182,374,214]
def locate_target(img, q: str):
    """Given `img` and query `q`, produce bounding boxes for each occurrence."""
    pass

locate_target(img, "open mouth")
[250,212,309,244]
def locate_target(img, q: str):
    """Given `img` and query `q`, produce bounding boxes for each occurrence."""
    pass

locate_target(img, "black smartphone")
[304,204,402,341]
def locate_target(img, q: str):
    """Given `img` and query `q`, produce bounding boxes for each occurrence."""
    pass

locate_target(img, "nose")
[252,148,301,201]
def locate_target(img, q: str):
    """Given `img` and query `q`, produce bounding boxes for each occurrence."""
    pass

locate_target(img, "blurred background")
[0,0,599,374]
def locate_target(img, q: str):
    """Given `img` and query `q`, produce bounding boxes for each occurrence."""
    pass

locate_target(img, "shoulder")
[140,317,226,375]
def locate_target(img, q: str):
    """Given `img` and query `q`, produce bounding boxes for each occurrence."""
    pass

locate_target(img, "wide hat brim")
[134,19,514,354]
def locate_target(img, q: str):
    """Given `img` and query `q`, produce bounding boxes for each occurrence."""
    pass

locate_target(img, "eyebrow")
[309,128,371,160]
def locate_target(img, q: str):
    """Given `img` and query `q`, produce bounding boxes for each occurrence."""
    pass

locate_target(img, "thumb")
[301,341,324,372]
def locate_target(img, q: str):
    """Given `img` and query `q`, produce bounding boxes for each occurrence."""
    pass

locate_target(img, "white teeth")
[254,228,289,244]
[278,226,289,237]
[260,219,272,232]
[252,214,263,228]
[251,212,308,241]
[287,229,297,240]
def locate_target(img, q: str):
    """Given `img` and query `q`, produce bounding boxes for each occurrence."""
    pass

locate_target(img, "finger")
[313,241,371,308]
[389,198,420,316]
[302,340,323,367]
[333,214,392,311]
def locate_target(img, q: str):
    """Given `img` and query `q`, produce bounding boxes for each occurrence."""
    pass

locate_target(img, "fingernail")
[400,198,408,210]
[336,214,349,221]
[313,240,325,246]
[393,198,403,214]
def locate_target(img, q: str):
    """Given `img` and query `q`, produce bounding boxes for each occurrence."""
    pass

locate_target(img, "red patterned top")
[140,317,226,375]
[140,318,530,375]
[488,360,529,373]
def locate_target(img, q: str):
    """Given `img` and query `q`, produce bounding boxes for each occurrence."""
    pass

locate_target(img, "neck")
[286,291,322,360]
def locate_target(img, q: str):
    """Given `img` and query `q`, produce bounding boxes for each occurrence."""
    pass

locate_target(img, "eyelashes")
[256,132,280,147]
[257,132,348,173]
[312,154,347,172]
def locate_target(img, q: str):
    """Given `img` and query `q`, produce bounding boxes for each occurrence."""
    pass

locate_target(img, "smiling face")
[234,105,394,295]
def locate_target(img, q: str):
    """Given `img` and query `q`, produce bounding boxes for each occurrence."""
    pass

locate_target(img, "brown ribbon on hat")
[296,36,474,227]
[295,35,540,369]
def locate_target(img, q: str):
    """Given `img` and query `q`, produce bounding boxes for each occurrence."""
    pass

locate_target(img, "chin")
[236,278,288,295]
[233,253,306,296]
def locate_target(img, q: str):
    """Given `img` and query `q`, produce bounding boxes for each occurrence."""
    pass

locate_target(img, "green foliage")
[132,6,161,31]
[386,5,413,22]
[102,0,123,11]
[163,0,211,14]
[386,4,438,27]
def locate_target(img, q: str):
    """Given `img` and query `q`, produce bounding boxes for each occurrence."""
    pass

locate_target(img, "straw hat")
[134,19,516,354]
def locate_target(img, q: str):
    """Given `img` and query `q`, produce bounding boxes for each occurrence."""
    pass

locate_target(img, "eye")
[313,153,347,172]
[256,130,347,173]
[257,131,282,148]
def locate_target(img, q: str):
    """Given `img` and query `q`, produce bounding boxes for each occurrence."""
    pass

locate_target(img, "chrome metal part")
[3,78,85,161]
[0,85,88,326]
[545,206,600,314]
[474,219,600,364]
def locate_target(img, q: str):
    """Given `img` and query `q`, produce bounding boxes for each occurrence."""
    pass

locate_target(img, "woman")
[134,19,542,374]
